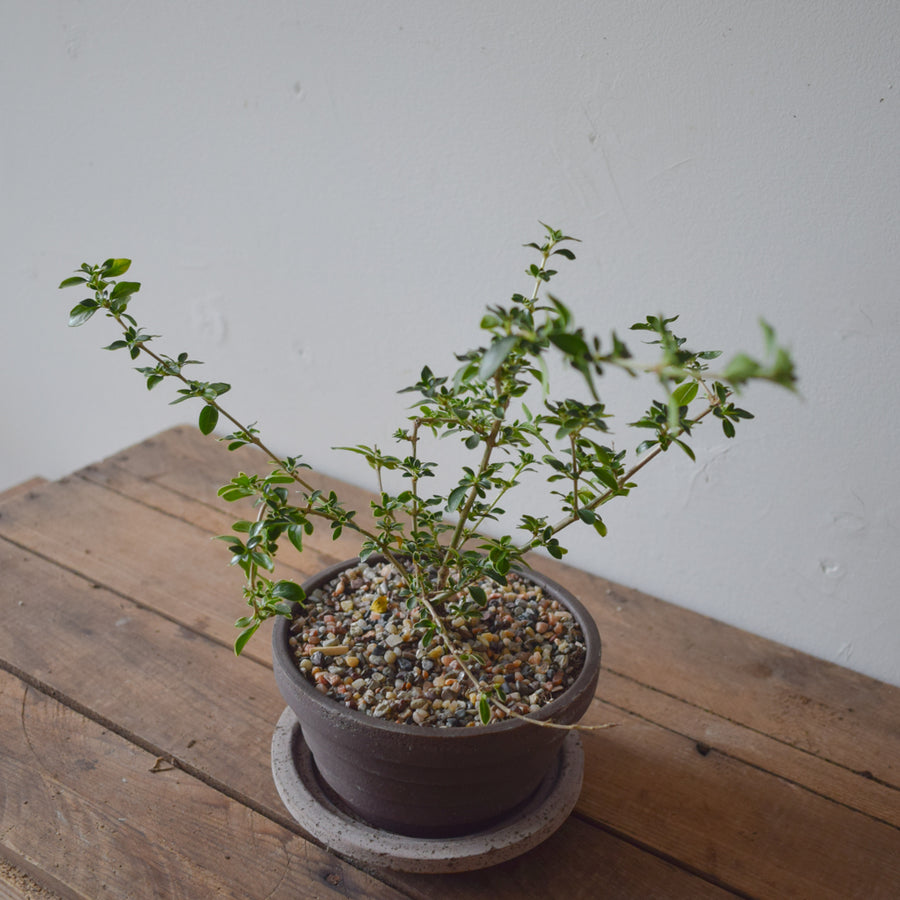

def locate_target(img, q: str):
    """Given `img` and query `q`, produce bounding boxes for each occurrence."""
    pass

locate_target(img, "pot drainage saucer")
[271,706,585,873]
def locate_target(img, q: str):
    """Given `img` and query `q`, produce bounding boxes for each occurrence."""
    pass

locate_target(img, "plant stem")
[438,393,507,587]
[115,317,317,495]
[545,404,716,538]
[416,589,614,731]
[107,311,406,562]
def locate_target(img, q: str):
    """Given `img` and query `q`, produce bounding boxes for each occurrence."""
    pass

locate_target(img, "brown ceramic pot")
[271,557,601,838]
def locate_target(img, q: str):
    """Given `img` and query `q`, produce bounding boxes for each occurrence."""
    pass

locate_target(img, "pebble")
[288,561,587,727]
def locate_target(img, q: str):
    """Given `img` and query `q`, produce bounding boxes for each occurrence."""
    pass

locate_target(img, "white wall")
[3,1,899,686]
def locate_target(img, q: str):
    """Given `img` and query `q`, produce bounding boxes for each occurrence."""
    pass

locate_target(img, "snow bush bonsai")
[59,224,795,722]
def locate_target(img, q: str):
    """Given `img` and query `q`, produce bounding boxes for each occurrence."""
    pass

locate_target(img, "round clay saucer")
[270,707,584,873]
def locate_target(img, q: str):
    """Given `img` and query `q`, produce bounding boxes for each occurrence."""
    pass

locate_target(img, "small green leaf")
[549,332,588,358]
[723,353,761,384]
[109,280,141,300]
[234,622,260,656]
[287,524,305,553]
[252,550,275,571]
[594,468,620,493]
[198,405,218,435]
[265,474,295,484]
[447,484,468,513]
[102,258,132,277]
[478,695,491,725]
[760,318,776,355]
[420,625,436,648]
[59,276,87,289]
[272,580,306,605]
[68,303,98,327]
[671,381,699,406]
[478,335,519,380]
[219,488,250,502]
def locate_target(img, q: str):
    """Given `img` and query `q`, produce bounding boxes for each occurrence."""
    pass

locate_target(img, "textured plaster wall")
[3,1,899,685]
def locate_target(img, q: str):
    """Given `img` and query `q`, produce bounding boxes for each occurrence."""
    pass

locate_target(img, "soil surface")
[287,560,587,726]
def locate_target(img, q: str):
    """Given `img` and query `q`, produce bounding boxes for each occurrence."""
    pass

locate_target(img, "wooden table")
[1,426,897,899]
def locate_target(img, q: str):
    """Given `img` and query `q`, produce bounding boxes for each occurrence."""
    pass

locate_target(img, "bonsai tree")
[59,224,795,724]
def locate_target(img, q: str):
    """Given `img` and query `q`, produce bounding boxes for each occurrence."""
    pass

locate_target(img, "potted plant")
[59,224,795,869]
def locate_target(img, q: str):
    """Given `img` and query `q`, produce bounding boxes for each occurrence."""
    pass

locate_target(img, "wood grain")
[0,669,405,900]
[0,479,48,509]
[0,858,62,900]
[0,540,739,898]
[600,669,899,829]
[576,704,900,899]
[2,426,898,898]
[79,426,900,789]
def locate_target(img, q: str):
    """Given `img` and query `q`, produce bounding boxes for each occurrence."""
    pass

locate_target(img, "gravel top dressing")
[287,561,587,727]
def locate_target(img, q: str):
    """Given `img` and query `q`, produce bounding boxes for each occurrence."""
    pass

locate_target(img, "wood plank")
[0,669,407,900]
[378,817,739,900]
[0,474,299,668]
[576,703,900,900]
[0,479,48,509]
[544,557,900,788]
[0,537,284,806]
[77,425,371,562]
[5,455,897,828]
[0,859,61,900]
[8,465,896,845]
[600,670,900,829]
[1,539,896,898]
[0,539,739,898]
[73,426,900,788]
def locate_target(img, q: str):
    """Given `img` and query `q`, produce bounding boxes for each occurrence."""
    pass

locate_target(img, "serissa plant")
[60,225,795,717]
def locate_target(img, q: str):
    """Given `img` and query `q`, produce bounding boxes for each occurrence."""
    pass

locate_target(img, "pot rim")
[272,556,601,739]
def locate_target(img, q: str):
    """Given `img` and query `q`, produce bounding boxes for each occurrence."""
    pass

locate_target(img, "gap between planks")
[82,426,900,788]
[0,540,744,899]
[2,538,898,898]
[3,432,896,896]
[7,469,899,829]
[0,667,407,900]
[63,461,900,813]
